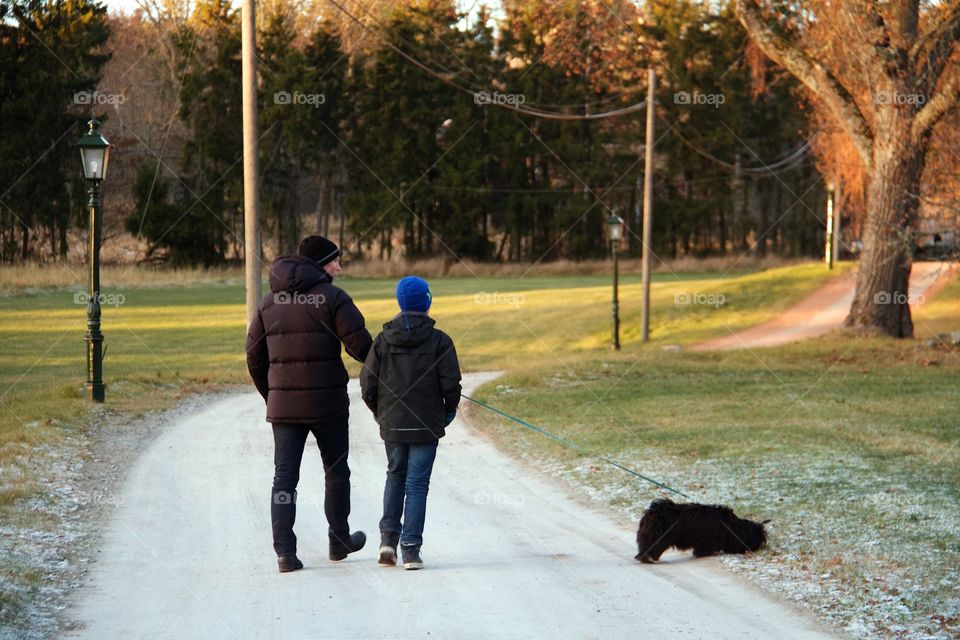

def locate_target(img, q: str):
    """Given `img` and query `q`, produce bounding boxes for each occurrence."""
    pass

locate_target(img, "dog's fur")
[635,498,768,563]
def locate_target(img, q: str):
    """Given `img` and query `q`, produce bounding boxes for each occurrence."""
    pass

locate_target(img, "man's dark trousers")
[271,413,351,556]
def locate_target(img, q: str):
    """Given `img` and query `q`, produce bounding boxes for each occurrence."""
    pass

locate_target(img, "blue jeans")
[379,442,438,548]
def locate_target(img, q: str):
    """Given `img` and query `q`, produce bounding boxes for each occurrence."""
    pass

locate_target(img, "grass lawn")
[0,261,840,466]
[1,259,956,639]
[467,274,960,639]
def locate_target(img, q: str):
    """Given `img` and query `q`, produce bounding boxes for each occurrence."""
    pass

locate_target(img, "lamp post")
[825,181,835,270]
[607,213,626,351]
[77,119,111,402]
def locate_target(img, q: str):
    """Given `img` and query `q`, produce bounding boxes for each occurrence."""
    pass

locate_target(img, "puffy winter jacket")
[246,255,372,424]
[359,312,461,443]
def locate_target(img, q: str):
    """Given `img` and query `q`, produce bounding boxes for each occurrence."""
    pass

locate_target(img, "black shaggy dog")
[635,498,768,563]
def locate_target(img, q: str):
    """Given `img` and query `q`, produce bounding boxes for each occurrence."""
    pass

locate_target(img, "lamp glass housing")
[80,146,109,181]
[606,214,625,242]
[77,120,111,181]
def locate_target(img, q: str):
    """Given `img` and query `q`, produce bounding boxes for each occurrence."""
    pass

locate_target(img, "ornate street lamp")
[825,181,837,270]
[77,119,110,402]
[606,212,626,350]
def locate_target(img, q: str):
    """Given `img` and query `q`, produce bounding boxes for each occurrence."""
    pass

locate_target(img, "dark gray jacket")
[246,255,372,424]
[360,313,461,443]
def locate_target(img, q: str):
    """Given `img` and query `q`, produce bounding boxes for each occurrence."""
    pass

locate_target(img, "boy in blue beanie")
[360,276,462,570]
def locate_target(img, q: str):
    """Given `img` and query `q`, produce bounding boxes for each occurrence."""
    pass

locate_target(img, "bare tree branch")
[913,70,960,142]
[908,4,960,66]
[892,0,919,47]
[912,5,960,101]
[734,0,875,169]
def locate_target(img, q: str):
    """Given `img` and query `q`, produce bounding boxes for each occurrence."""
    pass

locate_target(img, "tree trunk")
[756,180,769,257]
[336,188,345,256]
[318,175,328,239]
[59,212,68,259]
[773,185,783,254]
[275,189,300,256]
[20,222,29,261]
[718,205,726,255]
[844,132,928,337]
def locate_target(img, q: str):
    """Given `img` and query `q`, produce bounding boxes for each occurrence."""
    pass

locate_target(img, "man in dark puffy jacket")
[359,276,461,570]
[246,235,372,573]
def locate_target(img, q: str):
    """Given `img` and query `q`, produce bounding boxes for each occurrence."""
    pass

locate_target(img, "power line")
[742,140,812,174]
[343,0,646,112]
[425,174,732,193]
[326,0,648,121]
[328,0,816,167]
[428,184,633,193]
[666,118,813,176]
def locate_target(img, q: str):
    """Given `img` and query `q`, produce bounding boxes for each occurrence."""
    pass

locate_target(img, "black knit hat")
[298,235,340,266]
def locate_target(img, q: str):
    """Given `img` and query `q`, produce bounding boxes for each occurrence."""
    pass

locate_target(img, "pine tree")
[0,0,108,261]
[174,0,243,264]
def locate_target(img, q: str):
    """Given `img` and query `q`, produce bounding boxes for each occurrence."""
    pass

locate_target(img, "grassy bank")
[467,276,960,639]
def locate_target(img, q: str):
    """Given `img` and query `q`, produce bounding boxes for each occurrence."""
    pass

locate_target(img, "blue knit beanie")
[396,276,432,313]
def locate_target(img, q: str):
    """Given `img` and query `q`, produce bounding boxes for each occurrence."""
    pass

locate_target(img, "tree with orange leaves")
[736,0,960,337]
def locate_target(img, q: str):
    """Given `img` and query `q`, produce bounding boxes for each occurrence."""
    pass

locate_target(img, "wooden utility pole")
[641,68,655,342]
[242,0,261,325]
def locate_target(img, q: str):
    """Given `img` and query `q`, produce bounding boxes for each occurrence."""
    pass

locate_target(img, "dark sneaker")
[378,544,397,566]
[401,545,423,570]
[329,531,366,561]
[277,554,303,573]
[378,532,399,566]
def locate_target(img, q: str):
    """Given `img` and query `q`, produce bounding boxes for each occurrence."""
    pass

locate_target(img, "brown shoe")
[278,554,303,573]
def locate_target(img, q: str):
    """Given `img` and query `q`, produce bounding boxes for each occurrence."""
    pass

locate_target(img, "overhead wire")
[667,119,813,176]
[326,0,649,120]
[328,0,815,171]
[334,0,648,112]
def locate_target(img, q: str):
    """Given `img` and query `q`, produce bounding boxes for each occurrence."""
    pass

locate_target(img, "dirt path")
[694,261,955,351]
[66,372,835,639]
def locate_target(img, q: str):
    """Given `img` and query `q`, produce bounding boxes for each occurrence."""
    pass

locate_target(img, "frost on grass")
[0,441,93,640]
[520,448,959,640]
[0,397,199,639]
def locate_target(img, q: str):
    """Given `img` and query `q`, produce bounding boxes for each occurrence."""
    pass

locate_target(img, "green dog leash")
[462,394,692,500]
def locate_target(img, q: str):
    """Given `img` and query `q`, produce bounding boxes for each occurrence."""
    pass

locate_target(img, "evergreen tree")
[645,0,814,257]
[174,0,242,264]
[346,0,466,260]
[0,0,109,261]
[259,4,310,255]
[123,160,214,266]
